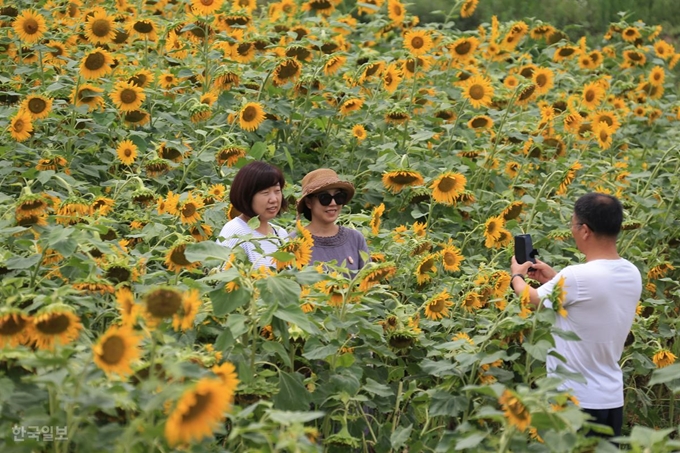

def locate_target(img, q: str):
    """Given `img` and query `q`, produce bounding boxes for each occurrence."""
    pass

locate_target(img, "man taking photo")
[510,192,642,439]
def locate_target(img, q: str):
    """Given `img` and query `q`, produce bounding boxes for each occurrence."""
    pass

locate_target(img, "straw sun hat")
[297,169,355,220]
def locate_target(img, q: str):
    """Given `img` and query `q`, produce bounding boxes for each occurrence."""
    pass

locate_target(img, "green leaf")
[6,254,41,270]
[249,141,267,160]
[257,276,300,307]
[455,432,488,450]
[421,358,459,377]
[302,344,337,361]
[209,286,251,317]
[262,341,292,370]
[363,378,394,397]
[523,339,552,361]
[214,329,234,351]
[649,363,680,386]
[184,241,234,263]
[390,424,412,450]
[274,306,319,335]
[226,314,249,338]
[266,410,325,425]
[429,391,465,417]
[335,353,355,368]
[272,371,311,411]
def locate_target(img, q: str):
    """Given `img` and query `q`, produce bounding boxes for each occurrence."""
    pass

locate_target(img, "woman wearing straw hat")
[297,168,369,271]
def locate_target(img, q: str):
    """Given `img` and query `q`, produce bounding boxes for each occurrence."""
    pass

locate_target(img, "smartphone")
[514,234,537,265]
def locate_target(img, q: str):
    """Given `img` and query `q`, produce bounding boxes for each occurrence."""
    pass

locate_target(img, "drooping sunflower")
[415,253,438,285]
[550,275,568,318]
[110,81,145,112]
[461,75,494,109]
[382,170,424,193]
[165,242,201,273]
[93,325,142,378]
[501,201,524,221]
[179,193,205,225]
[581,81,605,110]
[339,98,364,116]
[430,172,466,205]
[192,0,225,15]
[385,108,410,125]
[592,121,614,150]
[238,102,266,131]
[557,161,583,195]
[0,311,34,348]
[215,146,246,167]
[387,0,405,24]
[499,390,531,432]
[91,196,115,216]
[272,58,302,86]
[70,84,105,111]
[460,0,478,18]
[83,9,116,44]
[9,110,33,142]
[461,291,482,312]
[652,350,677,368]
[424,290,453,321]
[403,30,433,56]
[14,194,49,220]
[21,95,53,120]
[211,361,240,397]
[369,203,385,235]
[382,63,402,93]
[323,55,346,76]
[116,139,138,165]
[165,377,235,447]
[80,48,114,80]
[143,287,183,327]
[358,262,398,291]
[32,308,83,350]
[115,287,138,326]
[172,289,202,331]
[12,9,47,44]
[128,69,154,88]
[530,24,556,40]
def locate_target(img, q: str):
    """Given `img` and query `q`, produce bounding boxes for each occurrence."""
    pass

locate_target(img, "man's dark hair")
[574,192,623,237]
[229,161,288,218]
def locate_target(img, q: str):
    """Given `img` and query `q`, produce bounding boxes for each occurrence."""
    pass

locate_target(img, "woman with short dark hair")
[217,161,288,268]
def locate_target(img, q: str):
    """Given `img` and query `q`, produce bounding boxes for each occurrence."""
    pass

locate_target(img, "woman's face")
[306,188,346,224]
[251,184,282,222]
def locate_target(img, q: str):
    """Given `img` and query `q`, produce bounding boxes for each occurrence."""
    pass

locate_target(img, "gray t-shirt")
[308,226,369,271]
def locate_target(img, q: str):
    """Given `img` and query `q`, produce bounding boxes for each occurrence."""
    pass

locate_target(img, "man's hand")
[526,258,557,284]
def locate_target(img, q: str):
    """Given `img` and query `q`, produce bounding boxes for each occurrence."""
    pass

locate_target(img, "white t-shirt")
[216,217,288,268]
[536,258,641,409]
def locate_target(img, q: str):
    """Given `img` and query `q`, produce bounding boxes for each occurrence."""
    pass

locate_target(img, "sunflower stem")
[355,400,378,445]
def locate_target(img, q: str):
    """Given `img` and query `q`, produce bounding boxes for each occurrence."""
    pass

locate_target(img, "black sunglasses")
[314,191,348,206]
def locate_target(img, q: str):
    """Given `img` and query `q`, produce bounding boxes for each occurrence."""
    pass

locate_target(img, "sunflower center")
[170,246,191,265]
[13,119,26,132]
[85,52,106,70]
[91,18,111,37]
[200,0,215,5]
[181,391,212,423]
[429,299,445,312]
[390,173,419,184]
[558,48,575,57]
[120,88,138,104]
[99,335,126,364]
[35,313,70,335]
[438,176,459,192]
[585,90,595,102]
[469,84,485,100]
[28,98,47,113]
[470,117,489,128]
[277,60,300,79]
[134,21,154,34]
[420,258,435,273]
[455,42,471,55]
[19,199,46,211]
[125,110,147,122]
[443,251,459,266]
[23,18,39,34]
[105,266,131,284]
[535,74,547,87]
[124,148,133,157]
[411,37,424,49]
[146,289,182,318]
[0,316,26,335]
[392,4,403,15]
[518,85,536,101]
[242,106,258,121]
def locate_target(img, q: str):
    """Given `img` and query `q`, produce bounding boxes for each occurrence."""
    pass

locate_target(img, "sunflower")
[12,9,47,44]
[21,95,53,120]
[649,66,665,87]
[483,216,504,246]
[238,102,265,131]
[551,275,568,318]
[423,290,453,321]
[530,24,556,40]
[127,18,158,41]
[323,55,346,76]
[385,109,410,125]
[83,9,116,44]
[501,201,524,221]
[179,193,205,225]
[159,72,178,90]
[592,121,614,150]
[91,196,115,216]
[158,142,186,163]
[212,362,240,396]
[192,0,225,15]
[515,84,537,107]
[403,30,433,56]
[143,287,183,326]
[189,224,213,242]
[590,110,620,133]
[499,390,531,432]
[32,308,82,350]
[71,84,105,111]
[93,325,142,378]
[352,124,367,141]
[440,243,463,272]
[215,146,246,167]
[110,81,145,112]
[622,49,646,67]
[553,45,579,63]
[0,311,33,348]
[430,172,466,205]
[653,40,674,60]
[461,75,494,109]
[468,115,494,131]
[652,350,677,368]
[44,40,69,66]
[415,253,438,285]
[369,203,385,235]
[460,0,478,18]
[9,110,33,142]
[581,81,605,110]
[382,63,402,93]
[116,139,138,165]
[358,262,398,291]
[402,56,432,78]
[339,98,364,115]
[172,289,202,331]
[165,243,201,273]
[36,156,68,173]
[80,48,114,80]
[621,26,640,43]
[14,194,48,219]
[115,287,138,326]
[272,58,302,86]
[275,221,313,270]
[382,170,424,193]
[532,68,554,96]
[387,0,405,24]
[461,291,482,312]
[164,377,235,447]
[503,75,519,89]
[127,69,154,89]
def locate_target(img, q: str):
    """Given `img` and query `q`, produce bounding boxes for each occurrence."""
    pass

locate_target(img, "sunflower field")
[1,0,680,451]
